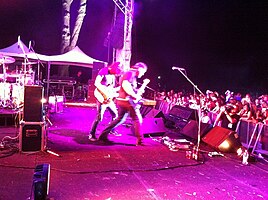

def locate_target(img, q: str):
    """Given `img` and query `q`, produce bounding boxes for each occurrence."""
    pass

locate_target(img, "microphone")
[172,66,185,71]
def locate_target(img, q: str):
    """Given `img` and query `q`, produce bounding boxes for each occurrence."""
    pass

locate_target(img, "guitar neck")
[138,79,150,95]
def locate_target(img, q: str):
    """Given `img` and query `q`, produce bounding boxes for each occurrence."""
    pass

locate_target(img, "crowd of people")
[154,89,268,129]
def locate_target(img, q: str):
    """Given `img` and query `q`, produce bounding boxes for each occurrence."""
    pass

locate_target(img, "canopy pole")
[46,61,51,99]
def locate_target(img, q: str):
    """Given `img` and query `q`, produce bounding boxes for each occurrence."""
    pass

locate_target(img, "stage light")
[41,98,47,104]
[202,126,243,153]
[218,140,230,151]
[33,163,50,200]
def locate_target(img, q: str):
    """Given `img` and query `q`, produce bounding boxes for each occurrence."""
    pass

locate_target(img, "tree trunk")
[70,0,87,48]
[60,0,87,77]
[61,0,73,54]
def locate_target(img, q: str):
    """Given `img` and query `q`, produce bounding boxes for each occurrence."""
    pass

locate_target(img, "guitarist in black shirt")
[88,62,123,141]
[98,62,149,146]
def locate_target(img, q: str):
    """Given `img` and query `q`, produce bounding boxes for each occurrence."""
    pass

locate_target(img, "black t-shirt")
[97,67,115,87]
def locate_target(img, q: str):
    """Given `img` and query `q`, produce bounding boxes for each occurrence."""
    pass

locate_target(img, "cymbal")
[0,55,15,64]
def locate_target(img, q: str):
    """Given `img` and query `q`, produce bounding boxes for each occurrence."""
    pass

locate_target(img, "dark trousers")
[99,100,142,142]
[90,102,116,138]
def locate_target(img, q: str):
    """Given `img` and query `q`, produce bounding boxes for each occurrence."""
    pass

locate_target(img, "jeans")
[99,100,143,142]
[89,101,118,138]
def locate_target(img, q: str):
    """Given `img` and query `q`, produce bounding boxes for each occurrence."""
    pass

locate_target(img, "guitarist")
[98,62,148,146]
[88,62,123,141]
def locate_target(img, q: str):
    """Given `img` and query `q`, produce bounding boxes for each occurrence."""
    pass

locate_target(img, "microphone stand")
[29,45,45,85]
[173,67,204,161]
[18,38,29,86]
[137,82,157,103]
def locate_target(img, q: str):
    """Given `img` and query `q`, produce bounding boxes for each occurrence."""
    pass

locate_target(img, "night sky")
[0,0,268,95]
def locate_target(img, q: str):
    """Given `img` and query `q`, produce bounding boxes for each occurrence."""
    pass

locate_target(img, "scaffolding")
[112,0,134,70]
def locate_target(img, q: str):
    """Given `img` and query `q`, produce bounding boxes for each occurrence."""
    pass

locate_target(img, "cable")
[0,152,205,175]
[52,159,204,174]
[0,134,19,158]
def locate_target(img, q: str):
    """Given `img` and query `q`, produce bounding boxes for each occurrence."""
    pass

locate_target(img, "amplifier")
[19,121,46,152]
[48,96,64,113]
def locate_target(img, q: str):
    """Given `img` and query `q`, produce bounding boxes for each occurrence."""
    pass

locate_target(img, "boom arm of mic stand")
[176,68,204,96]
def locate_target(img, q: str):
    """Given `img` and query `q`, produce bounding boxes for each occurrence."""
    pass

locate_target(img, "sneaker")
[136,139,145,146]
[110,129,122,136]
[98,136,114,144]
[88,134,97,141]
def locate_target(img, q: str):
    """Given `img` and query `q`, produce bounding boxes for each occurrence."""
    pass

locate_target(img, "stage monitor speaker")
[19,121,46,152]
[202,126,242,152]
[145,108,165,118]
[24,85,44,122]
[141,118,166,138]
[169,105,198,121]
[33,163,50,200]
[181,120,212,140]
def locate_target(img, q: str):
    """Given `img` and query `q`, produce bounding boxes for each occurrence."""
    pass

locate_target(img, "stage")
[0,105,268,200]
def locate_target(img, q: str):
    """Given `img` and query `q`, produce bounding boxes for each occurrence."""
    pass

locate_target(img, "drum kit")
[0,55,35,109]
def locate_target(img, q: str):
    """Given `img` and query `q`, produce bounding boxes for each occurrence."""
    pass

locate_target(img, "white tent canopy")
[48,46,105,68]
[0,40,49,62]
[0,41,30,56]
[0,40,106,98]
[0,41,105,67]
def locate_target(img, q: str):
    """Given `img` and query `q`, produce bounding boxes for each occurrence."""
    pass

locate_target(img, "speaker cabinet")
[181,120,212,140]
[202,126,242,152]
[19,121,46,152]
[141,118,166,138]
[87,62,105,103]
[33,163,50,200]
[169,105,198,121]
[23,86,44,122]
[144,108,164,118]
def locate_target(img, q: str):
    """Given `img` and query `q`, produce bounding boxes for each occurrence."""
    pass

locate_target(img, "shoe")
[110,129,122,136]
[136,140,145,146]
[98,136,114,144]
[88,134,97,141]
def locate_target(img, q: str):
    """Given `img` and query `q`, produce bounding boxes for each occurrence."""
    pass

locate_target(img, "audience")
[152,89,268,126]
[148,89,268,155]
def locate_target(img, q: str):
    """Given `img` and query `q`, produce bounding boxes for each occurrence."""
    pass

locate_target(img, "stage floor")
[0,105,268,200]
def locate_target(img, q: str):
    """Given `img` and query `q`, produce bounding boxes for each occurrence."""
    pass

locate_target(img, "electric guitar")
[94,86,119,104]
[128,78,150,107]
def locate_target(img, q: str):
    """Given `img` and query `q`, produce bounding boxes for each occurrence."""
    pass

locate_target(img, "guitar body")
[94,87,119,104]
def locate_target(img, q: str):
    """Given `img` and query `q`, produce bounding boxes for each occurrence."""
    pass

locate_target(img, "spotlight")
[41,98,47,104]
[33,164,50,200]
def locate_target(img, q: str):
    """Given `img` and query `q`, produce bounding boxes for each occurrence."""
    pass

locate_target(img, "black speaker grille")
[169,105,198,121]
[24,86,44,122]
